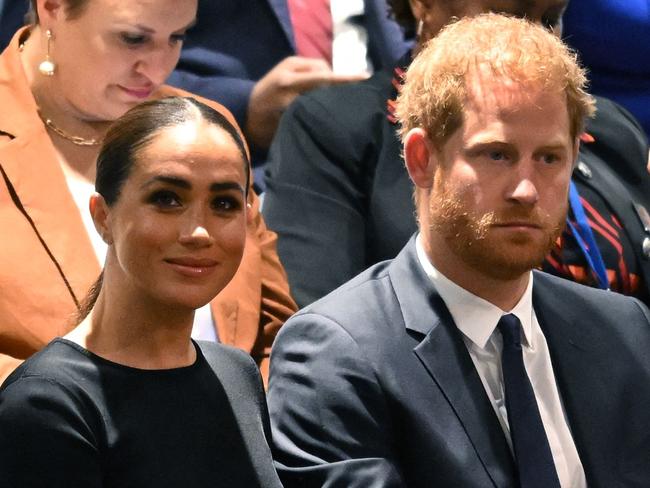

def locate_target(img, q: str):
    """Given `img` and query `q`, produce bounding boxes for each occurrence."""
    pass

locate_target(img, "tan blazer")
[0,29,297,384]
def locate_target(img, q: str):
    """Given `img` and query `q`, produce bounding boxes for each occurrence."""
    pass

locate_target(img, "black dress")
[0,338,282,487]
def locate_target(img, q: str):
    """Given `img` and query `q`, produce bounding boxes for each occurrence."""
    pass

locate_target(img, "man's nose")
[508,175,539,206]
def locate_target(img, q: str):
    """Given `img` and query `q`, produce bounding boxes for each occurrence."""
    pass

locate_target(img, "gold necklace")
[38,111,103,147]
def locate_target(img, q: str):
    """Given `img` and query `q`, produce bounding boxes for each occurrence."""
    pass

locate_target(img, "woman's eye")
[120,33,147,46]
[149,191,181,208]
[212,197,241,212]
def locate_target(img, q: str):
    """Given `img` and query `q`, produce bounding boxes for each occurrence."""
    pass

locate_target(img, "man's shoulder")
[534,270,649,320]
[297,258,396,326]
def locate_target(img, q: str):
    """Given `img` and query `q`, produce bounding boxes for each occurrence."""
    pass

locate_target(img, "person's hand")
[245,56,367,150]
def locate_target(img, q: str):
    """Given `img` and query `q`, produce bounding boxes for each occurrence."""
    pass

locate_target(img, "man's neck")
[422,235,531,312]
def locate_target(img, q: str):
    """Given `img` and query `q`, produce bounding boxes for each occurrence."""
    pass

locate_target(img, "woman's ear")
[89,193,113,245]
[36,0,65,25]
[246,199,254,225]
[403,128,438,190]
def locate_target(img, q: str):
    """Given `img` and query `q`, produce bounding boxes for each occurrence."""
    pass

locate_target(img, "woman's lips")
[165,257,218,277]
[118,85,153,99]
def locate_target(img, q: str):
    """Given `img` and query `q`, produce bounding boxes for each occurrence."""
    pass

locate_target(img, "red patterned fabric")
[287,0,333,64]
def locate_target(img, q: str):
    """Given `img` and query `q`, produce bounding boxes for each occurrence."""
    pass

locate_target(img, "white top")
[330,0,371,74]
[64,173,217,341]
[65,173,108,264]
[415,235,586,488]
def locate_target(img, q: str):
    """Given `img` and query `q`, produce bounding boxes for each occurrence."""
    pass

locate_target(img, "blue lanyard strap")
[567,181,609,290]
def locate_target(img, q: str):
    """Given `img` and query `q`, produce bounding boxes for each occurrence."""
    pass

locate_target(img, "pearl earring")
[38,29,56,76]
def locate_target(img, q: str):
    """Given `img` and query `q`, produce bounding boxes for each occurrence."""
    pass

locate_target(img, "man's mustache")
[489,207,566,229]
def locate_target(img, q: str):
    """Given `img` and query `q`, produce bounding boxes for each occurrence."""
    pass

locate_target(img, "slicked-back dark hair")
[96,96,250,206]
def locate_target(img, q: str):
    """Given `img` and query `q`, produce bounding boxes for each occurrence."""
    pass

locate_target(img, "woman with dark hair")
[0,0,296,384]
[0,96,283,488]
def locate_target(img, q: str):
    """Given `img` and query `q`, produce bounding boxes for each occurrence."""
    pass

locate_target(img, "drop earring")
[38,29,56,76]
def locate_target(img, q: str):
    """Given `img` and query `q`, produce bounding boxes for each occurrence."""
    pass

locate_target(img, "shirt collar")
[415,234,535,349]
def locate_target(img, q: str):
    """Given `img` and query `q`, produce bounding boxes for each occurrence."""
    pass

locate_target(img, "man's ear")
[404,128,438,190]
[89,193,113,245]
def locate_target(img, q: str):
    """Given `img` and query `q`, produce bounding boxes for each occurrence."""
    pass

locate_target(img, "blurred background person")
[262,0,650,308]
[562,0,650,138]
[167,0,411,188]
[0,0,296,384]
[0,97,283,488]
[0,0,27,49]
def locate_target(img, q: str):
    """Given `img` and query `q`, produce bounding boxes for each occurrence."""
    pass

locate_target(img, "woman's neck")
[67,289,197,370]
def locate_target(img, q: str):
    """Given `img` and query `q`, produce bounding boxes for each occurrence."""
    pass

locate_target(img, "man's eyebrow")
[464,140,513,150]
[536,143,569,152]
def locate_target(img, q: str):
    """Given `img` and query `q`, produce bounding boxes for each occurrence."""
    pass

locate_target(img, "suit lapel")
[390,238,515,487]
[266,0,295,51]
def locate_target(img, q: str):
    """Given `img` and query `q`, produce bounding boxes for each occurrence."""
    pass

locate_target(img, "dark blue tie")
[497,314,561,488]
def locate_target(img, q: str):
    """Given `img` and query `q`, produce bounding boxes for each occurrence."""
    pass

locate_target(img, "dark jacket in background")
[0,0,28,50]
[167,0,410,168]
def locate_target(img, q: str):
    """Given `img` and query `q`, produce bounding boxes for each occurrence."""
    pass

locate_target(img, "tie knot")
[498,314,522,348]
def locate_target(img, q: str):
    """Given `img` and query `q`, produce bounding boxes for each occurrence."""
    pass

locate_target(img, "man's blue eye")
[542,154,559,164]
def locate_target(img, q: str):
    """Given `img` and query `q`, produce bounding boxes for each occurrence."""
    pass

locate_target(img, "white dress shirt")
[330,0,370,74]
[415,235,586,488]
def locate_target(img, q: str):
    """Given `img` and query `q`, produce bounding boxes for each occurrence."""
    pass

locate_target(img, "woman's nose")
[178,221,214,247]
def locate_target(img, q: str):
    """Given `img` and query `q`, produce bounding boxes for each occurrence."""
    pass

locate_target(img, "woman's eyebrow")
[140,175,191,190]
[210,182,245,194]
[140,177,244,194]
